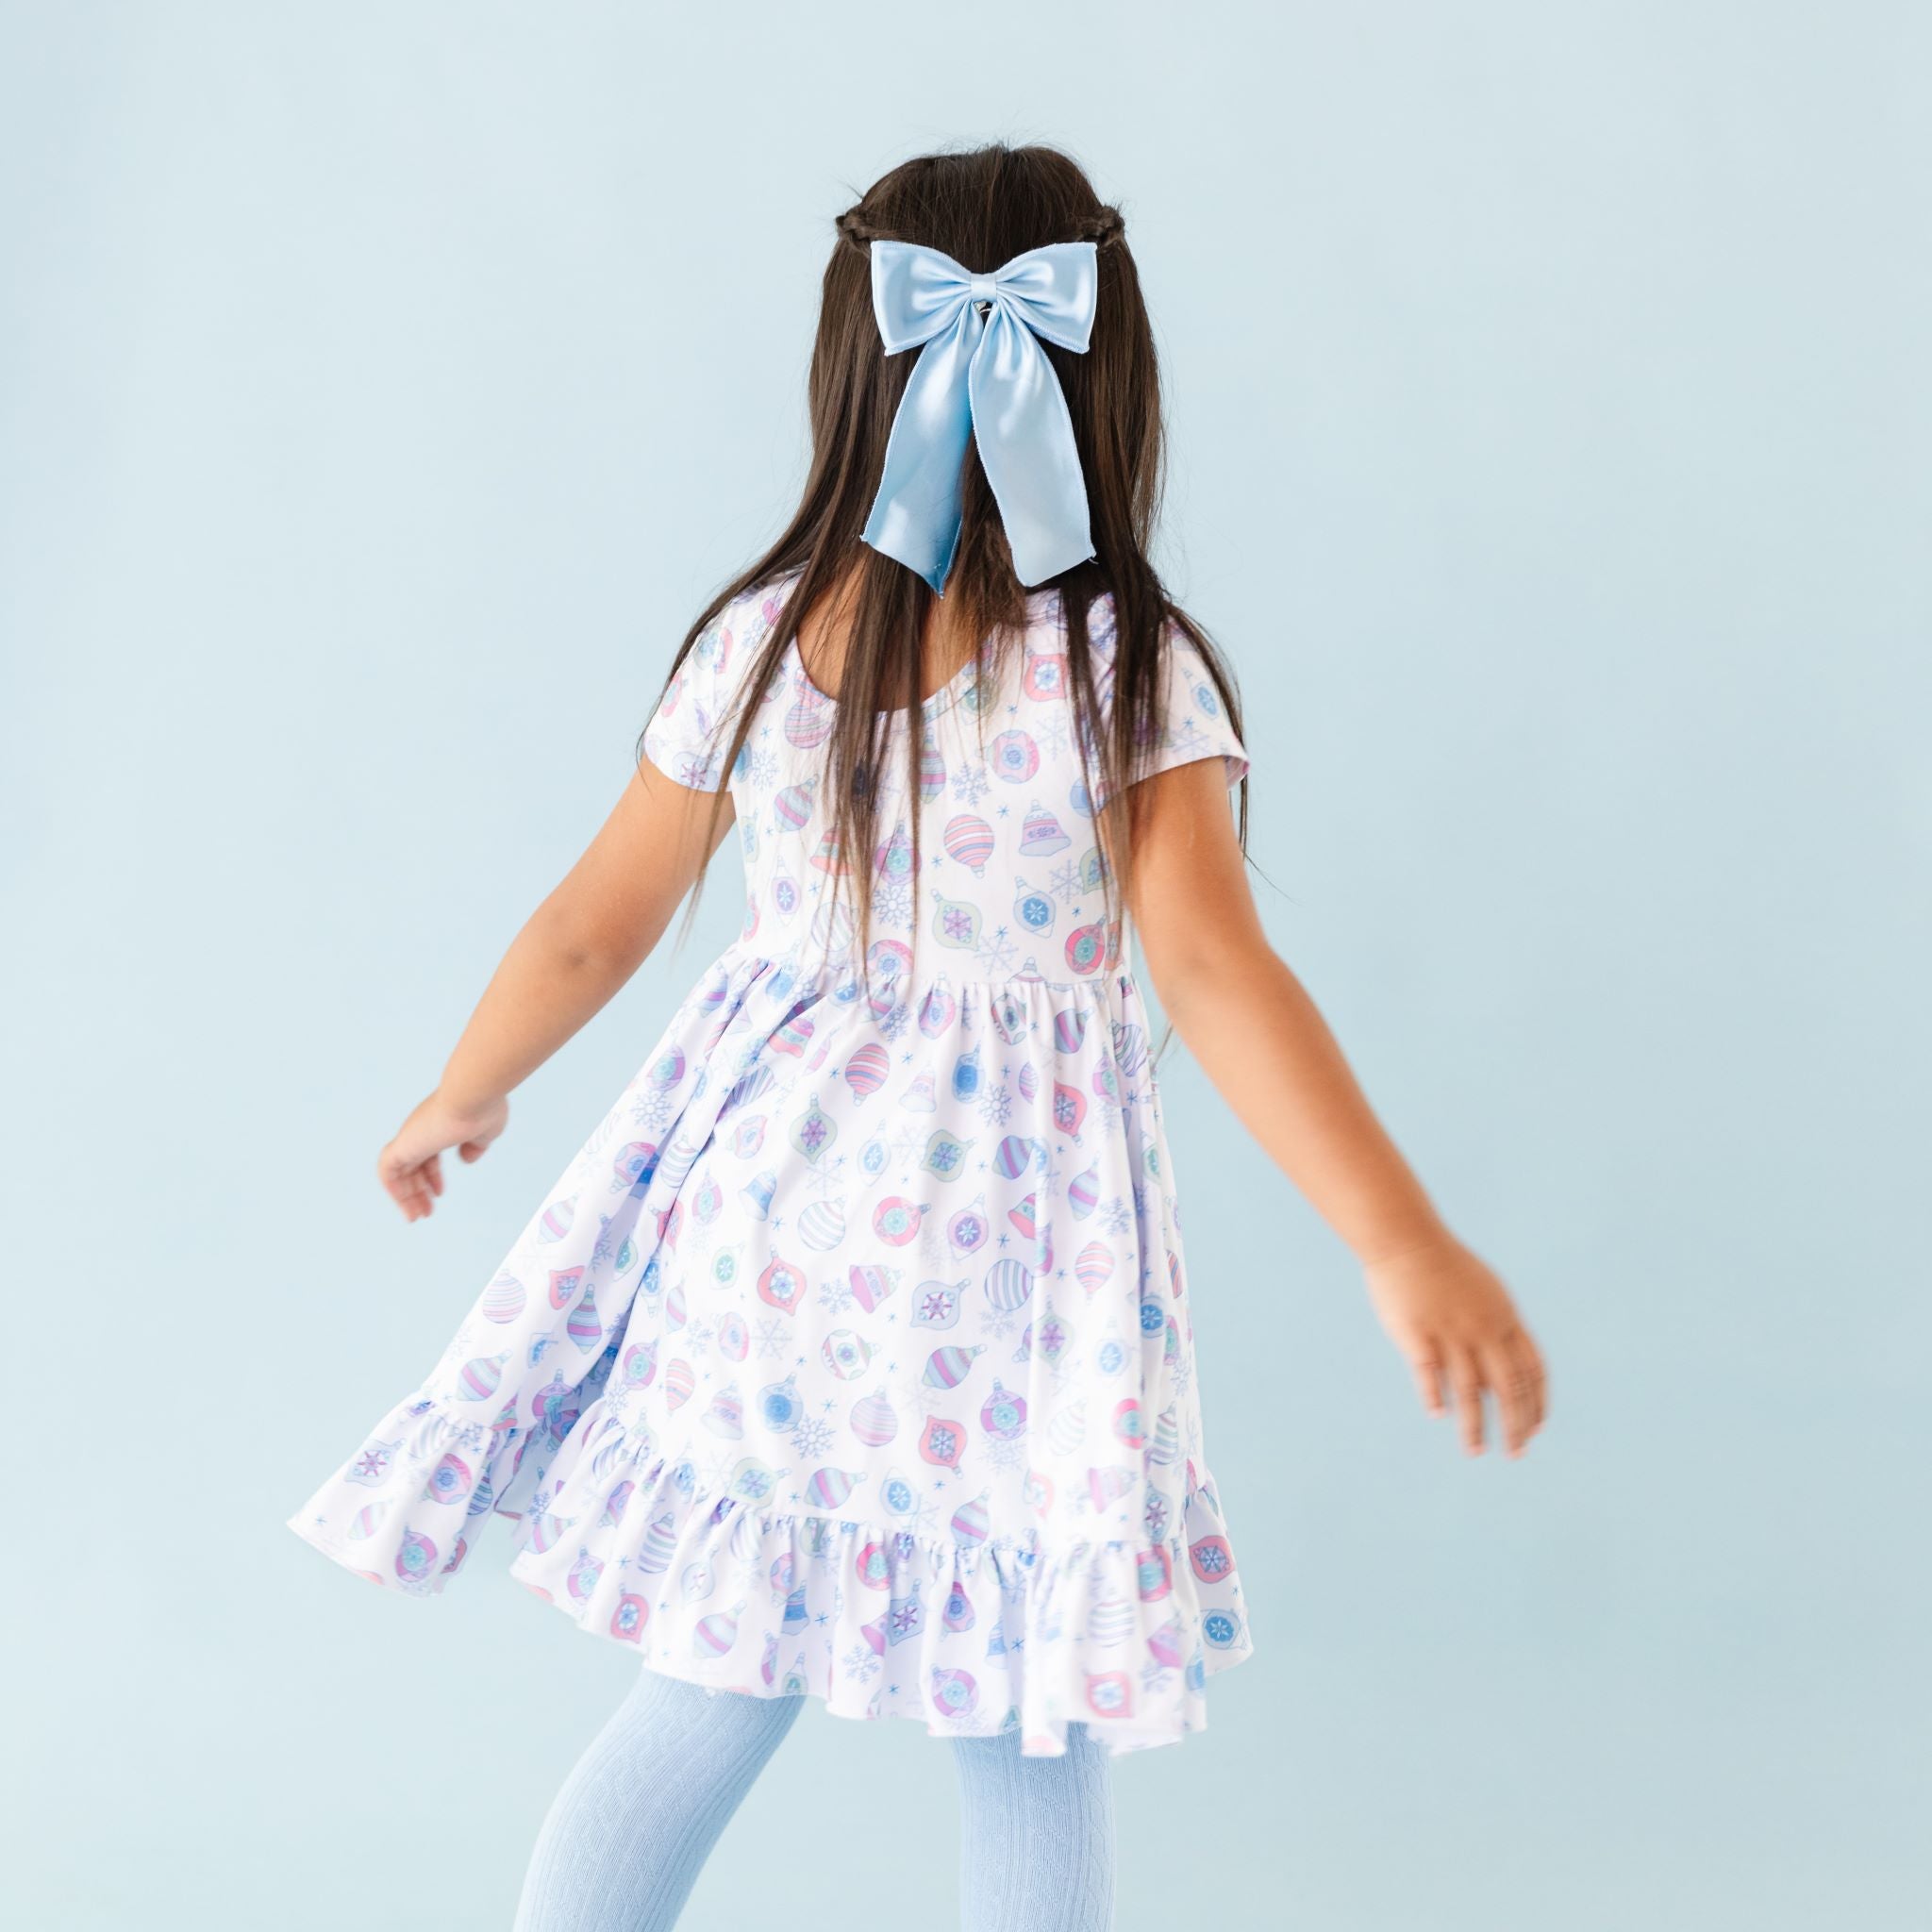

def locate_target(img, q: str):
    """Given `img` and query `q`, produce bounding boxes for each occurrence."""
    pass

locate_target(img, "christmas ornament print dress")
[289,575,1254,1755]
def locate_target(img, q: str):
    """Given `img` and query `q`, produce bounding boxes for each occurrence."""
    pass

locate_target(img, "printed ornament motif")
[289,576,1252,1757]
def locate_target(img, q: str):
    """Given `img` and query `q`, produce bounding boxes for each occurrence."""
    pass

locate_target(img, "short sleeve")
[1125,627,1249,794]
[641,620,738,792]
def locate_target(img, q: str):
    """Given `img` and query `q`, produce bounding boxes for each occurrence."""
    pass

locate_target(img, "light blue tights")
[514,1668,1116,1931]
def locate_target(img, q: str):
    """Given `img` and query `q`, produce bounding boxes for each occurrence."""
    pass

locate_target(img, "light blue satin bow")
[861,240,1098,593]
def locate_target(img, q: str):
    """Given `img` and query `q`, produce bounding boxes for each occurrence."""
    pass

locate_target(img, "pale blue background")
[4,6,1926,1928]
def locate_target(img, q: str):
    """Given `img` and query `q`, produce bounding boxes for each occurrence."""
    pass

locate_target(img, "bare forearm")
[437,903,658,1117]
[1123,757,1546,1455]
[1161,941,1447,1266]
[433,765,731,1119]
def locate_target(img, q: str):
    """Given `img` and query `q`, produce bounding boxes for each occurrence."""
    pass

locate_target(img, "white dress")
[289,575,1255,1755]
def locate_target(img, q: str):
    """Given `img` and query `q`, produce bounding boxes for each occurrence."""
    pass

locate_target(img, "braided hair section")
[835,202,1125,255]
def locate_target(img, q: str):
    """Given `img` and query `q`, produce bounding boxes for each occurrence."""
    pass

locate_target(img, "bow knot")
[860,240,1098,592]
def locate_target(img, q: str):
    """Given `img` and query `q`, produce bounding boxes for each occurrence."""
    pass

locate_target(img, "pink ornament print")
[288,577,1252,1757]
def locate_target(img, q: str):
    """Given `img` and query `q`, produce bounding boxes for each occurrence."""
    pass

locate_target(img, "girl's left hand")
[377,1090,509,1223]
[1363,1237,1549,1457]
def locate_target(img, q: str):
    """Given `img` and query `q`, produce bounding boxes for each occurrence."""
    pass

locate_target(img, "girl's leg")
[513,1669,803,1932]
[949,1723,1117,1932]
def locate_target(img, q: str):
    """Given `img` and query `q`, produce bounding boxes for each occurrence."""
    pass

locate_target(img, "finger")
[1484,1340,1534,1456]
[381,1159,433,1222]
[424,1153,444,1197]
[1513,1333,1549,1445]
[1448,1350,1486,1456]
[459,1139,490,1164]
[1493,1327,1545,1439]
[1408,1345,1446,1419]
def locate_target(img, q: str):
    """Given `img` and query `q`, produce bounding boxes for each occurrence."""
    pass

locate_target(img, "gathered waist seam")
[708,947,1141,1000]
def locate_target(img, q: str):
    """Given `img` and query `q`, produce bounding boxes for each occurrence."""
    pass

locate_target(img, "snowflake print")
[589,1211,622,1268]
[291,576,1258,1756]
[915,1214,954,1270]
[952,760,991,806]
[628,1083,680,1134]
[973,923,1018,976]
[800,1153,849,1203]
[984,1306,1023,1343]
[841,1641,882,1685]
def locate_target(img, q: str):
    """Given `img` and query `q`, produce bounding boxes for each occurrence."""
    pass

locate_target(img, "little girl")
[291,143,1545,1931]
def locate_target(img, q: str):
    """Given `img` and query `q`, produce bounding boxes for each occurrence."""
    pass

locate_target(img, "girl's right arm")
[1126,757,1549,1458]
[376,760,733,1222]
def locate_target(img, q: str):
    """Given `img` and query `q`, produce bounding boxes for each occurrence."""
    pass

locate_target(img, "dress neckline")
[781,585,1063,724]
[784,636,982,723]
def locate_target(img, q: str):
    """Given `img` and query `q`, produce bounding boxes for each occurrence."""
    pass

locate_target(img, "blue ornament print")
[289,576,1252,1758]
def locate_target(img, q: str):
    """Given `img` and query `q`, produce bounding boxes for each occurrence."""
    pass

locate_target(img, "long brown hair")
[641,142,1245,955]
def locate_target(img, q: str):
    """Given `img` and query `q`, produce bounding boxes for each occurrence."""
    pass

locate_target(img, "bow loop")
[861,241,1098,591]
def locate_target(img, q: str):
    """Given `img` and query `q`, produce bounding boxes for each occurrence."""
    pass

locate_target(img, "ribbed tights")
[513,1668,1115,1931]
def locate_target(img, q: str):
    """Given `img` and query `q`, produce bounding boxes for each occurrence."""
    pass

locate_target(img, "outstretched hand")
[377,1091,509,1223]
[364,761,734,1228]
[1365,1237,1548,1457]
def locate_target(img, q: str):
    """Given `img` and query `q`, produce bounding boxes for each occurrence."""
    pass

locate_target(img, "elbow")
[1136,939,1213,1027]
[1145,930,1283,1028]
[534,905,650,983]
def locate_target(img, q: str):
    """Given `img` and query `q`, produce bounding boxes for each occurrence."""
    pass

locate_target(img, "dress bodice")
[291,573,1257,1755]
[642,575,1247,1000]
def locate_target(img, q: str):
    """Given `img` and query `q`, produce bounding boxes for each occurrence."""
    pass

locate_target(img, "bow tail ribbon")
[969,305,1092,591]
[865,303,984,593]
[861,241,1098,593]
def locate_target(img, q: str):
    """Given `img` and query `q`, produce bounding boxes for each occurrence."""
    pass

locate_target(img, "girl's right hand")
[377,1090,509,1223]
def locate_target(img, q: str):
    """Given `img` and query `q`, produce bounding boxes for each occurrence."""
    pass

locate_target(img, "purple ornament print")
[288,577,1256,1760]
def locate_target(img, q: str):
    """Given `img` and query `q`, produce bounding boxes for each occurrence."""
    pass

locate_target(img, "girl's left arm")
[376,760,734,1222]
[1126,758,1549,1458]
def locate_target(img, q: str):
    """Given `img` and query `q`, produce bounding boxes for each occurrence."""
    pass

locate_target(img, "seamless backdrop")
[3,6,1927,1929]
